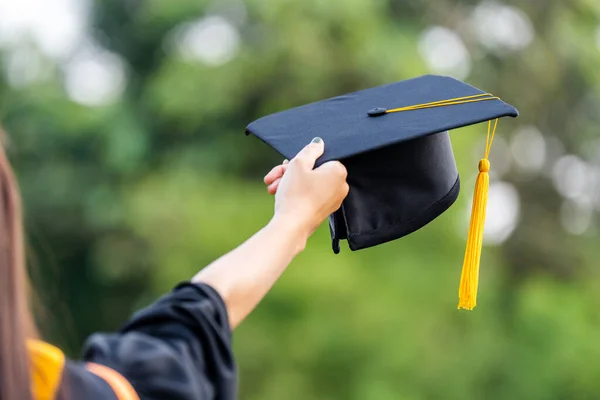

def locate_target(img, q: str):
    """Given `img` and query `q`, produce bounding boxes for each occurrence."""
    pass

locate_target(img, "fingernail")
[283,159,289,164]
[311,137,323,144]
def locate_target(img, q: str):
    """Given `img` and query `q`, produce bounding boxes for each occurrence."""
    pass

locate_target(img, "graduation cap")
[246,75,519,310]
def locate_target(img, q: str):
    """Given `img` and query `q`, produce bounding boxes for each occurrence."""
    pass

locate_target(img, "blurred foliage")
[2,0,600,399]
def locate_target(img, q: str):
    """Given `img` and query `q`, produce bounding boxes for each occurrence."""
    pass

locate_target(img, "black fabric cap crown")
[246,75,518,253]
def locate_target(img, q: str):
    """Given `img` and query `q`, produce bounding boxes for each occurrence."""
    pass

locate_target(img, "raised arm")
[193,138,348,329]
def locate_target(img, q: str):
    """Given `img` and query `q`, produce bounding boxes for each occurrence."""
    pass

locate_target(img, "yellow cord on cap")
[384,93,500,114]
[458,118,498,310]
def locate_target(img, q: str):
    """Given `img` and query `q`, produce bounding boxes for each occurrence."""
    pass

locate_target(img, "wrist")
[269,213,310,254]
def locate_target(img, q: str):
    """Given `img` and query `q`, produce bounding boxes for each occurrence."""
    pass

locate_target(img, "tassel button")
[478,159,490,173]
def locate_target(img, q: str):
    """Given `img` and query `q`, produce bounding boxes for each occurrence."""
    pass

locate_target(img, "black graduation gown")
[60,282,237,400]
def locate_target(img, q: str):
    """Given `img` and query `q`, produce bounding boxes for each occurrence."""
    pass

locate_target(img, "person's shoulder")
[81,282,237,399]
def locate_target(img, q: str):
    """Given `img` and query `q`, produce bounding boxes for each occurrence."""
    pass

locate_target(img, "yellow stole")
[27,340,65,400]
[27,340,139,400]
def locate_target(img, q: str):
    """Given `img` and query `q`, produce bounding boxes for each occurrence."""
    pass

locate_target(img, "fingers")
[315,160,348,180]
[292,137,325,170]
[316,161,349,204]
[341,182,350,198]
[264,162,289,185]
[264,159,289,194]
[267,178,281,195]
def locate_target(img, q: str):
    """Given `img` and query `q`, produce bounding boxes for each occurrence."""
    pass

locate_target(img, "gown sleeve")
[81,282,237,400]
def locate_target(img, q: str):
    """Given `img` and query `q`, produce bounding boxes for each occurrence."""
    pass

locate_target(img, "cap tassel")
[458,119,498,310]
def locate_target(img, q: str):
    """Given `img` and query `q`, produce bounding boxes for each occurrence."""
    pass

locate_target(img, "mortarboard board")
[245,74,519,310]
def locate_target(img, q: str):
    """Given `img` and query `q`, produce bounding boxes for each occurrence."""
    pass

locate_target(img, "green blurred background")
[2,0,600,398]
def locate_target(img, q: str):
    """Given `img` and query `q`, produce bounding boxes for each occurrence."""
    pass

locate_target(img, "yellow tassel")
[458,119,498,310]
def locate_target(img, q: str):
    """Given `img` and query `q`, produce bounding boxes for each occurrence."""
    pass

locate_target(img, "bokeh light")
[552,155,591,202]
[510,125,546,175]
[3,46,45,87]
[171,16,240,66]
[542,136,566,179]
[418,27,471,80]
[471,2,534,53]
[560,199,593,235]
[0,0,89,60]
[63,41,126,106]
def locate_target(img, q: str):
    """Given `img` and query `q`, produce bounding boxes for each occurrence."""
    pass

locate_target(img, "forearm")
[192,215,308,329]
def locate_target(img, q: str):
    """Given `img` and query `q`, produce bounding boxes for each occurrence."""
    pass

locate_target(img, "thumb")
[293,137,325,169]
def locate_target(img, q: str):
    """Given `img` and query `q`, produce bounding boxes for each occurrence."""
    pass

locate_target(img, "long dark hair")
[0,132,37,400]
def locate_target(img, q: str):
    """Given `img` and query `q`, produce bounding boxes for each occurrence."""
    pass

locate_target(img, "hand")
[266,138,349,237]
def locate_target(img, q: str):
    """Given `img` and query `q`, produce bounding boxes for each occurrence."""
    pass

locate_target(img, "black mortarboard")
[245,74,518,309]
